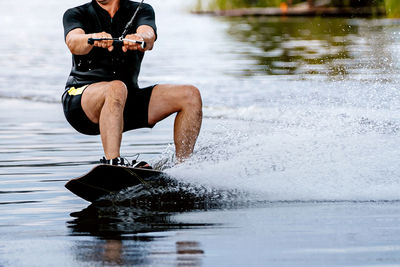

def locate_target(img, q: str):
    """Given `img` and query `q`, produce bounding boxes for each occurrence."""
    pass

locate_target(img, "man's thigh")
[147,84,200,125]
[82,81,127,124]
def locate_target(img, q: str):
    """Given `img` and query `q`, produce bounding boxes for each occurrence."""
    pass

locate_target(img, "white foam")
[166,99,400,202]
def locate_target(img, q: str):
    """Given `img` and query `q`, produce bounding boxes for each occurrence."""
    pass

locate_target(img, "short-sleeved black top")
[63,0,157,90]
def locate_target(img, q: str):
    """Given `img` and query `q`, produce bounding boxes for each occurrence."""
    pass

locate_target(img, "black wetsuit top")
[63,0,157,90]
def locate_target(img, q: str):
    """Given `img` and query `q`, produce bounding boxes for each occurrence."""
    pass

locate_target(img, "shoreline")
[193,6,386,17]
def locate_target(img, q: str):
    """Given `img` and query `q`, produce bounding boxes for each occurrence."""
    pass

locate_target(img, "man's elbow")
[65,30,89,55]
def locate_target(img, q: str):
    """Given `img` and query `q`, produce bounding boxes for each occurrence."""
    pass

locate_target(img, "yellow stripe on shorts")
[67,85,89,96]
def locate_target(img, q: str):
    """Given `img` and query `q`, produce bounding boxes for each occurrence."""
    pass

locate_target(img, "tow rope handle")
[88,38,146,49]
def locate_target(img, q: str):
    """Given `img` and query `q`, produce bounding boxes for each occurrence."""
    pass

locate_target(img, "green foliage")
[206,0,387,10]
[385,0,400,18]
[210,0,281,10]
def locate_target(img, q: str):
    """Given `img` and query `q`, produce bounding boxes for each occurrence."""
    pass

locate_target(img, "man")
[62,0,202,167]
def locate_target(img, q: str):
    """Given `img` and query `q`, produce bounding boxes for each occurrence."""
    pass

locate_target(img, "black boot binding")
[100,156,129,166]
[100,156,152,169]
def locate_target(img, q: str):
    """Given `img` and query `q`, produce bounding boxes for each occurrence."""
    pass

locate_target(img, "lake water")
[1,0,400,266]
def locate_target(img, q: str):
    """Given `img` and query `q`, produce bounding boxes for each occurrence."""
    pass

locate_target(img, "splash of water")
[163,80,400,203]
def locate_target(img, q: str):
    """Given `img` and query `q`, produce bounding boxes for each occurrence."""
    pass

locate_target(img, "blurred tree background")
[385,0,400,17]
[199,0,399,17]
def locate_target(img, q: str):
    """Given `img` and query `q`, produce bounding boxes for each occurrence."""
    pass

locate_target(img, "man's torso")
[63,0,156,89]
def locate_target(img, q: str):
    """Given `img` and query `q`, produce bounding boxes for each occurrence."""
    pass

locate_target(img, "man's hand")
[91,32,114,52]
[122,34,145,52]
[122,25,156,53]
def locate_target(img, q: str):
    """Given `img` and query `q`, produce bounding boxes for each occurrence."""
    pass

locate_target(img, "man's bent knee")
[105,80,128,103]
[181,85,202,109]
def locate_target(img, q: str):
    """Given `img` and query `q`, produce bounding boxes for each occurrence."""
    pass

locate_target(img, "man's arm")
[122,25,156,53]
[66,28,114,55]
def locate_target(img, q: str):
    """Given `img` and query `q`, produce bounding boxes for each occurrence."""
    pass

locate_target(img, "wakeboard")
[65,164,171,202]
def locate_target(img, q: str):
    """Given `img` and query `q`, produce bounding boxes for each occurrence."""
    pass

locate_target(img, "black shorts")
[62,84,156,135]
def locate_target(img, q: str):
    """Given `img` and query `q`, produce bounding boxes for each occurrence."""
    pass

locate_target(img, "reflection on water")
[68,204,216,239]
[68,204,208,266]
[224,16,397,79]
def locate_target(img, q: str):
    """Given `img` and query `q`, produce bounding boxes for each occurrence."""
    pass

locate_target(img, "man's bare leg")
[148,84,202,162]
[81,80,127,159]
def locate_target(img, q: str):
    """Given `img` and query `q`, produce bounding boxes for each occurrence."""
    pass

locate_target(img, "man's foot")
[131,160,153,169]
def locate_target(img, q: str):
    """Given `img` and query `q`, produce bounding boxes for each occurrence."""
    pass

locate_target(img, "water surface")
[0,0,400,266]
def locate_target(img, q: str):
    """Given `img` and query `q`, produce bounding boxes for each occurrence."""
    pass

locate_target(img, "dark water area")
[1,0,400,266]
